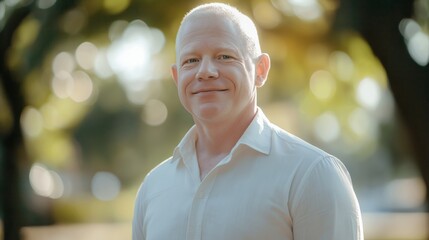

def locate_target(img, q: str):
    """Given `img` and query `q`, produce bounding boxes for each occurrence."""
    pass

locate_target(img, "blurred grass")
[363,212,428,240]
[2,212,426,240]
[20,222,131,240]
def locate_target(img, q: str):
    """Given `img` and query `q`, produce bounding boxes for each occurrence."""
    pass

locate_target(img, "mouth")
[192,89,228,94]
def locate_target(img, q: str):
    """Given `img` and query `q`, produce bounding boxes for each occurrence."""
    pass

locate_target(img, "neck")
[193,105,258,180]
[194,107,258,158]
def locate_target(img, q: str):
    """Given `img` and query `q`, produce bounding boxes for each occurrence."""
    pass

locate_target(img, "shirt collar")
[172,125,197,162]
[235,108,271,155]
[172,108,272,161]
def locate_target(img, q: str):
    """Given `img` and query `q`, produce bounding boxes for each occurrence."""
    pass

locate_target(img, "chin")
[193,105,227,122]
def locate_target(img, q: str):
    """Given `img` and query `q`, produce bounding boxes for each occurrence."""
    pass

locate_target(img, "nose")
[196,57,218,80]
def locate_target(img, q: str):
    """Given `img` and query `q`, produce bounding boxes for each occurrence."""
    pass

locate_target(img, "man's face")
[172,14,260,124]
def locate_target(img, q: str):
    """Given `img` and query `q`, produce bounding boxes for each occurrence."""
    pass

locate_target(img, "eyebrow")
[179,46,241,59]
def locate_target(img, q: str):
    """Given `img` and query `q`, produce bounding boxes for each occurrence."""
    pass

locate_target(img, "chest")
[144,159,294,240]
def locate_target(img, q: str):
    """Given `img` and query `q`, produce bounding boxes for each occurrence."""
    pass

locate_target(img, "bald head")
[176,3,262,59]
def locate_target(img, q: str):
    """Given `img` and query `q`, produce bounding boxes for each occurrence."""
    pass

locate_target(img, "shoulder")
[135,156,179,201]
[266,122,352,191]
[268,122,331,163]
[146,157,177,181]
[135,126,196,201]
[289,154,356,212]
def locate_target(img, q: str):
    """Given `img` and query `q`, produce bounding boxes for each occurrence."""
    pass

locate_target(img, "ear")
[171,64,178,86]
[255,53,270,87]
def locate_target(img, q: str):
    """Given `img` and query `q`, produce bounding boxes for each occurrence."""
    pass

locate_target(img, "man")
[133,2,364,240]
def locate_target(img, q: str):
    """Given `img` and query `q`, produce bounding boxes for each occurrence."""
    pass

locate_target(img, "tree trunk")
[0,6,32,240]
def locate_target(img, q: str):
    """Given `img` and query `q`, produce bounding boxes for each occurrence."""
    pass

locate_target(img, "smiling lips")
[192,89,228,94]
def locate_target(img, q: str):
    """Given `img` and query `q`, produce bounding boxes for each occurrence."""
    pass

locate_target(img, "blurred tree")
[334,0,429,224]
[1,1,79,239]
[0,5,31,240]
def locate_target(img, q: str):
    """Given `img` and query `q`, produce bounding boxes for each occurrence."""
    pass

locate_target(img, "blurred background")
[1,0,428,239]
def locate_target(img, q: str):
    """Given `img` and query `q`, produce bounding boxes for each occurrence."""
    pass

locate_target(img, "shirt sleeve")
[291,156,364,240]
[132,182,146,240]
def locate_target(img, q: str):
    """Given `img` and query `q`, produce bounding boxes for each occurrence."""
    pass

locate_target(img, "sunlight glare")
[69,71,94,102]
[271,0,322,21]
[399,18,429,66]
[94,49,114,79]
[29,163,64,199]
[313,112,340,142]
[142,99,168,126]
[355,77,382,110]
[21,106,43,138]
[108,20,128,41]
[91,171,121,201]
[375,91,395,123]
[289,0,322,21]
[107,20,165,92]
[399,18,420,41]
[75,42,98,70]
[348,107,377,141]
[309,70,336,101]
[52,52,75,76]
[51,70,93,102]
[407,31,429,66]
[51,71,73,99]
[329,51,354,81]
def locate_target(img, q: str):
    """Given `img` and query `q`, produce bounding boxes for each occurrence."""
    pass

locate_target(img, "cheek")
[177,83,191,112]
[177,72,195,101]
[232,70,255,91]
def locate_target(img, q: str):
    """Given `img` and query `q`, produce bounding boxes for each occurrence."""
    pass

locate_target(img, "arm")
[291,156,364,240]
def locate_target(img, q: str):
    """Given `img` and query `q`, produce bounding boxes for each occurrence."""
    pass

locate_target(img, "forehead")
[176,14,245,53]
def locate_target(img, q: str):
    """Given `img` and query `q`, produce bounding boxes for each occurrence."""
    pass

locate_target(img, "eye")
[183,58,199,65]
[219,55,232,60]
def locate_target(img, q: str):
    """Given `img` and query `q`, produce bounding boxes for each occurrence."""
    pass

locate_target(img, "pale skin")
[171,12,271,179]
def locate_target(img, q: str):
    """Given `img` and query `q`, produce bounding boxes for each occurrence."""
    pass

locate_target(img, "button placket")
[186,172,217,240]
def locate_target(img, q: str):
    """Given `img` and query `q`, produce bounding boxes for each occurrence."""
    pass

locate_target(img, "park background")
[1,0,429,239]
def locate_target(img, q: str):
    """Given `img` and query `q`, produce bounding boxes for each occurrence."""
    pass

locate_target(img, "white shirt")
[133,110,364,240]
